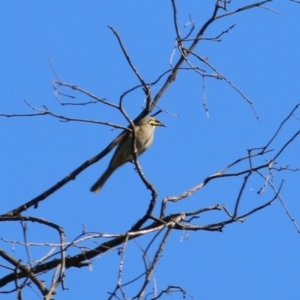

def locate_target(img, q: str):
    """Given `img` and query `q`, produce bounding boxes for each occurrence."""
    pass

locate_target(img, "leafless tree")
[1,1,299,299]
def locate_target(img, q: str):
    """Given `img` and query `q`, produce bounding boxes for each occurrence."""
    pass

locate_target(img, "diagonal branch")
[108,26,151,105]
[1,130,128,216]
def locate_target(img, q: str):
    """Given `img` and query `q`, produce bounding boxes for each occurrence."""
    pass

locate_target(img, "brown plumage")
[90,117,165,193]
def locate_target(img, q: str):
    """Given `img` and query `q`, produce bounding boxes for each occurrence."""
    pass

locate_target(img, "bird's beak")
[149,118,167,127]
[154,120,166,127]
[150,118,166,127]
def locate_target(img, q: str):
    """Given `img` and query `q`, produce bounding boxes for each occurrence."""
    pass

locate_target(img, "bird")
[90,116,166,193]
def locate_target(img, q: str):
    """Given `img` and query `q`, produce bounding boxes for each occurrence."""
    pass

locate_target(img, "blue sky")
[1,1,300,299]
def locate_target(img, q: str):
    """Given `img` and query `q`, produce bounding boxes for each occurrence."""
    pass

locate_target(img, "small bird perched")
[90,116,166,193]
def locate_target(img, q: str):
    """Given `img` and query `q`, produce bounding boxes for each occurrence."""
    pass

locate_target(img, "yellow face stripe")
[149,119,161,126]
[147,117,166,127]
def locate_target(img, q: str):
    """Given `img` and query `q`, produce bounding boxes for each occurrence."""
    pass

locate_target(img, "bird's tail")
[90,167,115,193]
